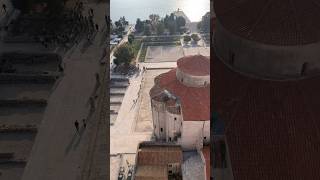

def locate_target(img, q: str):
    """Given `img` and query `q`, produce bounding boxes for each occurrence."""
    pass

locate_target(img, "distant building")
[150,55,210,150]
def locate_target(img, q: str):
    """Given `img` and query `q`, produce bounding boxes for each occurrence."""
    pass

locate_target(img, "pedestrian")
[82,119,86,128]
[90,96,95,110]
[58,63,64,72]
[74,120,79,133]
[95,24,99,31]
[95,73,100,82]
[2,4,6,13]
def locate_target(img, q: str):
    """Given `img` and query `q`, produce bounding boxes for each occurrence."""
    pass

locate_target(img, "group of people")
[35,2,100,50]
[74,118,86,134]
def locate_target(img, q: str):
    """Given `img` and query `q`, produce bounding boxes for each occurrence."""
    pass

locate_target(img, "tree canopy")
[128,34,135,44]
[191,33,200,42]
[135,18,144,33]
[184,35,191,43]
[114,44,134,66]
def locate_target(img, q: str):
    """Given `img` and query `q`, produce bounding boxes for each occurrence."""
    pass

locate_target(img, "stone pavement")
[20,1,108,180]
[110,61,177,179]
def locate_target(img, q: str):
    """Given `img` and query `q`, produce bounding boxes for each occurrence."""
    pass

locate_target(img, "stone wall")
[176,68,210,87]
[214,20,320,78]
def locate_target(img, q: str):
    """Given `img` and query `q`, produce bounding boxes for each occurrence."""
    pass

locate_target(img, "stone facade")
[214,20,320,79]
[150,55,210,150]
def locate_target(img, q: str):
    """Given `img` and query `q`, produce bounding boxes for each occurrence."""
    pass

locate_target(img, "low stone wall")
[0,124,37,133]
[0,74,58,84]
[0,99,47,107]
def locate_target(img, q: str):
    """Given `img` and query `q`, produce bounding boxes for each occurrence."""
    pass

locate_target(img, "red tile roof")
[214,0,320,45]
[137,145,183,166]
[213,56,320,180]
[154,69,210,121]
[177,55,210,76]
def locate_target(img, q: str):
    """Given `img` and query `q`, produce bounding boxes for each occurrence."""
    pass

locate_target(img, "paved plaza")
[145,45,184,62]
[134,69,171,132]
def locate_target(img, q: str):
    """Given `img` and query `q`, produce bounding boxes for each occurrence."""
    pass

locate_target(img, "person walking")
[82,119,86,129]
[2,4,6,13]
[95,24,99,31]
[74,120,79,133]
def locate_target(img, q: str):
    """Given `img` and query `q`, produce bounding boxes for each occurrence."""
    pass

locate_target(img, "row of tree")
[135,13,186,36]
[111,16,129,35]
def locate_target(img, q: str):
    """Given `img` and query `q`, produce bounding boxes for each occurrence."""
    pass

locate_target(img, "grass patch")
[139,45,148,62]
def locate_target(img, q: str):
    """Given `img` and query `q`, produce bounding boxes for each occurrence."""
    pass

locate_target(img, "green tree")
[149,14,160,23]
[144,24,152,36]
[114,44,134,66]
[191,33,200,43]
[156,22,165,35]
[184,35,191,43]
[176,16,186,29]
[128,34,135,44]
[135,18,144,33]
[168,21,177,35]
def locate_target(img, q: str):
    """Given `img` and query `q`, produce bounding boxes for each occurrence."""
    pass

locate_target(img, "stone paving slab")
[145,46,184,63]
[134,69,170,132]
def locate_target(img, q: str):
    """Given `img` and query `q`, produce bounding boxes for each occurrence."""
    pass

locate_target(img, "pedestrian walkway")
[20,2,108,180]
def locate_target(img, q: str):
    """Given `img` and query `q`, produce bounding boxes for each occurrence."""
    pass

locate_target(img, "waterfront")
[111,0,210,23]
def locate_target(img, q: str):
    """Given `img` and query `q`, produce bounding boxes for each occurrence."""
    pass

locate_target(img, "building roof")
[177,55,210,76]
[214,0,320,45]
[152,68,210,121]
[213,56,320,180]
[135,166,168,180]
[137,145,183,166]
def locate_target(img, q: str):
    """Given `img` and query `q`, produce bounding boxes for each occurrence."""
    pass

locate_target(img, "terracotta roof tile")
[156,69,210,121]
[214,0,320,45]
[177,55,210,76]
[213,57,320,180]
[137,146,183,166]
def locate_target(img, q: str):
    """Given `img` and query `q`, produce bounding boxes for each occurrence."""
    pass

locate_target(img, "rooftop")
[214,0,320,45]
[152,68,210,121]
[177,55,210,76]
[213,54,320,180]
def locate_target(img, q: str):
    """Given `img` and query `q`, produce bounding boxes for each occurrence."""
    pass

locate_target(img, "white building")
[149,55,210,150]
